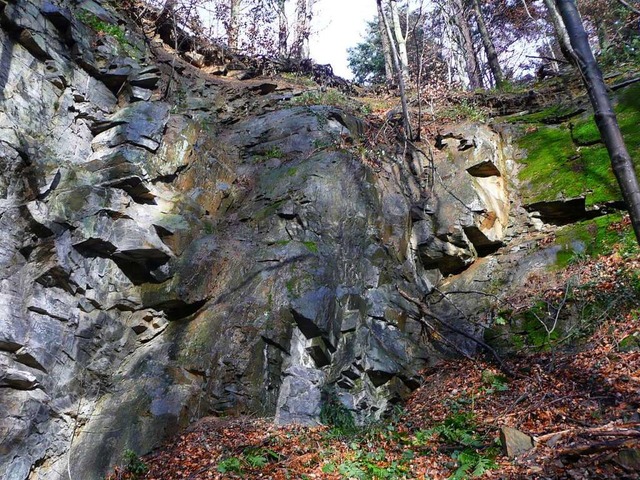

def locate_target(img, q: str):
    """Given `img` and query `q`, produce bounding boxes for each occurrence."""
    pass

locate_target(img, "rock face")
[0,1,554,479]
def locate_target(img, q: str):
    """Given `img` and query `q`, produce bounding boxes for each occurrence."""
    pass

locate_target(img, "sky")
[309,0,378,79]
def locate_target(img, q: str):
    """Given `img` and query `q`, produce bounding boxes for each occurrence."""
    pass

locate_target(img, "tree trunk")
[389,0,410,81]
[471,0,504,88]
[555,0,640,245]
[227,0,241,50]
[451,0,483,89]
[277,0,288,57]
[377,0,412,139]
[293,0,312,59]
[543,0,576,66]
[376,0,394,82]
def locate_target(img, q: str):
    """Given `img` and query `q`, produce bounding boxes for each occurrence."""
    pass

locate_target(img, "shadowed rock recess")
[0,1,570,479]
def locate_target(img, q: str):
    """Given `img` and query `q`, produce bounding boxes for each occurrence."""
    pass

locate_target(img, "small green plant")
[245,452,268,468]
[264,147,284,159]
[217,456,242,474]
[480,370,509,394]
[77,11,128,50]
[334,446,411,479]
[450,449,498,479]
[290,89,350,108]
[301,241,318,253]
[123,449,148,478]
[442,99,486,122]
[319,393,357,436]
[322,461,337,473]
[427,412,483,448]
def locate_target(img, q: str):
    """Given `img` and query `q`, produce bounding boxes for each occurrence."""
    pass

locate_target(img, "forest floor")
[109,237,640,480]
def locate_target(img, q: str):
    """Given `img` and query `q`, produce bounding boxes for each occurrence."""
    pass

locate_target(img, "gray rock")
[92,102,171,152]
[500,426,534,458]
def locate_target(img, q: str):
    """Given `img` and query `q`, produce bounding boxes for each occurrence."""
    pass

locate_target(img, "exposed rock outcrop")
[0,1,564,479]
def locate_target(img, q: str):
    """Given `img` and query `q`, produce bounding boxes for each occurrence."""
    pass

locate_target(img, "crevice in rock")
[463,226,503,257]
[73,239,171,285]
[153,298,207,321]
[110,177,157,204]
[35,266,75,293]
[366,369,394,387]
[73,238,117,257]
[525,198,627,225]
[261,335,290,355]
[111,252,171,285]
[291,308,323,340]
[15,348,47,372]
[41,2,73,32]
[152,164,188,184]
[36,170,61,200]
[0,341,22,353]
[306,337,331,367]
[466,161,501,177]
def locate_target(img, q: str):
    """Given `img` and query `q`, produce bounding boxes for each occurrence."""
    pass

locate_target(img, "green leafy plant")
[77,11,128,49]
[289,89,351,108]
[319,393,357,436]
[263,147,284,159]
[450,449,498,479]
[123,449,148,478]
[217,456,242,474]
[335,446,410,479]
[425,412,483,448]
[480,370,509,394]
[245,453,268,468]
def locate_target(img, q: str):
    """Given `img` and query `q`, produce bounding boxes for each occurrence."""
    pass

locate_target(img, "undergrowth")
[77,10,129,51]
[487,221,640,354]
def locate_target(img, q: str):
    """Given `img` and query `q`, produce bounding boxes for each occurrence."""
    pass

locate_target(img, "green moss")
[553,213,638,268]
[517,125,580,203]
[571,118,601,145]
[285,277,298,297]
[618,82,640,112]
[302,241,318,253]
[517,83,640,206]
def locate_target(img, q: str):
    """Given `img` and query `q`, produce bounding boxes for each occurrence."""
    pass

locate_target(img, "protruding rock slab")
[501,427,534,458]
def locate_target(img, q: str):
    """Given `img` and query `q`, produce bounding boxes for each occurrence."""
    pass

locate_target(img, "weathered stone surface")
[428,123,511,267]
[92,101,171,152]
[0,1,572,479]
[501,426,534,457]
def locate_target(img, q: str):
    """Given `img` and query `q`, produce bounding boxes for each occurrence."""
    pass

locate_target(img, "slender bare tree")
[389,0,410,80]
[543,0,576,65]
[377,0,413,139]
[470,0,504,88]
[376,0,395,82]
[449,0,484,89]
[292,0,315,59]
